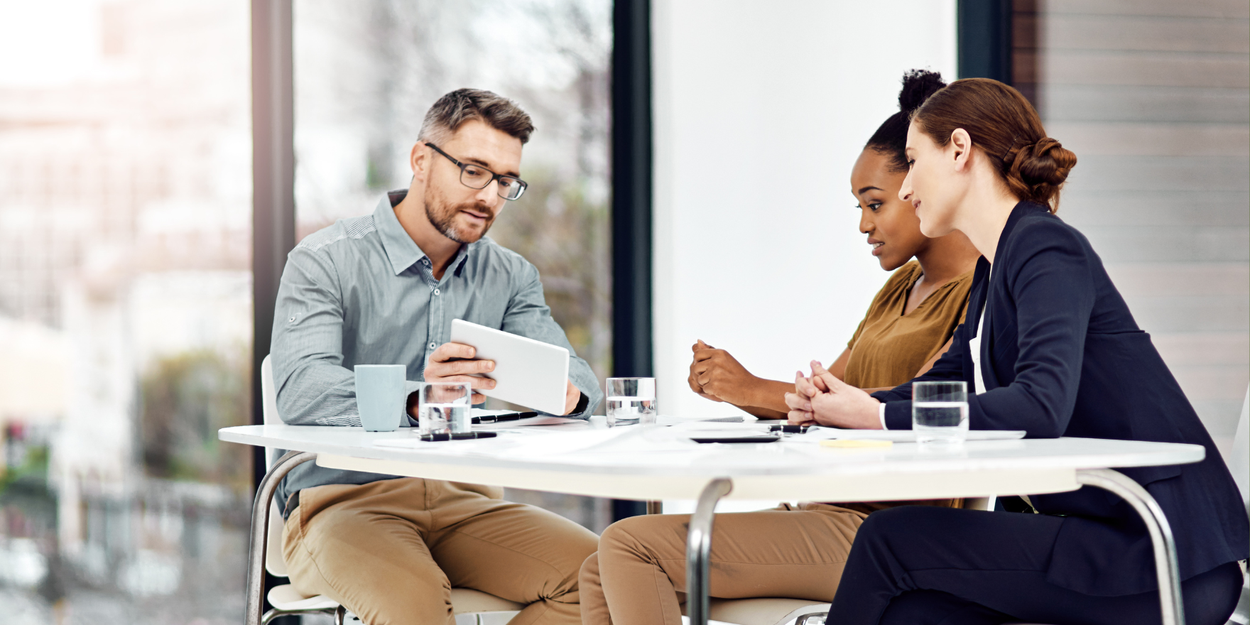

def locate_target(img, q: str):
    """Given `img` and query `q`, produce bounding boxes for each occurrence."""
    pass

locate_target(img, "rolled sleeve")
[270,246,362,426]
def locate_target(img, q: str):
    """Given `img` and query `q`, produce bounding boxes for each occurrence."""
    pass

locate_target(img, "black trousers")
[827,506,1244,625]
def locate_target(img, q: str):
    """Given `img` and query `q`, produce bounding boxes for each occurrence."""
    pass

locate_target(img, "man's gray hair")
[418,88,535,145]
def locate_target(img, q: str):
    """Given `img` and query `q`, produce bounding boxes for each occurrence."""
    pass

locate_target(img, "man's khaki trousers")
[282,478,598,625]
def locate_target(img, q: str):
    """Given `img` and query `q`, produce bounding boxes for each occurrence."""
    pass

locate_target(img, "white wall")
[652,0,958,420]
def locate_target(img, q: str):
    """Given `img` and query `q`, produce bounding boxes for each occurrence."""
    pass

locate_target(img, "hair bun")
[1016,137,1077,186]
[866,69,949,173]
[899,69,946,114]
[1003,136,1078,205]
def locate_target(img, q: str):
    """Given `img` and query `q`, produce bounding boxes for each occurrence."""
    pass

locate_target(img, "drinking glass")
[355,364,407,432]
[419,382,472,435]
[605,377,657,427]
[912,381,969,445]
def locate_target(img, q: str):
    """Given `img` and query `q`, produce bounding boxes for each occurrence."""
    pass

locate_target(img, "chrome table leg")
[246,450,319,625]
[686,478,733,625]
[1077,468,1184,625]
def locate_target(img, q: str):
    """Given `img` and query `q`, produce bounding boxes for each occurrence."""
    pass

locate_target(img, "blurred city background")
[0,0,610,622]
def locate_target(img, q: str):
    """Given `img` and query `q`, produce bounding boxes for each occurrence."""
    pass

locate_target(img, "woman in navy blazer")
[787,78,1248,624]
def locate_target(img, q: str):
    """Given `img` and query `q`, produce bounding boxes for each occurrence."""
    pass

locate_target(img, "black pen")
[471,411,538,424]
[419,432,499,442]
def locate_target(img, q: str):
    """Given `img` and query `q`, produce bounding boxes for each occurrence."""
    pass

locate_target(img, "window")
[0,1,253,621]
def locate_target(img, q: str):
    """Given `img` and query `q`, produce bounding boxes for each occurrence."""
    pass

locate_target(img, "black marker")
[420,432,499,442]
[471,411,538,424]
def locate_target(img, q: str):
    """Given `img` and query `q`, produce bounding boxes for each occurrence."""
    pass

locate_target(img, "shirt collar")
[376,189,476,277]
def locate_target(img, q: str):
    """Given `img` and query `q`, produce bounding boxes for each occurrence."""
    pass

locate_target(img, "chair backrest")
[266,500,289,578]
[260,354,290,577]
[260,354,283,470]
[1232,386,1249,514]
[261,354,280,428]
[1232,391,1248,625]
[965,496,995,511]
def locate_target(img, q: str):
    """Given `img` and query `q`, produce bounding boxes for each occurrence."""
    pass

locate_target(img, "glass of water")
[912,381,968,445]
[419,382,472,435]
[605,377,657,427]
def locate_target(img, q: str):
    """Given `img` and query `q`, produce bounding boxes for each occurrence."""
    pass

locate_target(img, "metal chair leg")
[685,478,733,625]
[245,450,319,625]
[1077,469,1184,625]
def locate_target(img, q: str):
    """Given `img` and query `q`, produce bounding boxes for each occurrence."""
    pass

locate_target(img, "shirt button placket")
[429,281,441,354]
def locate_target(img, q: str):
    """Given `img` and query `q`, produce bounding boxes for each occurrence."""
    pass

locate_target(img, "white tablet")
[448,319,570,415]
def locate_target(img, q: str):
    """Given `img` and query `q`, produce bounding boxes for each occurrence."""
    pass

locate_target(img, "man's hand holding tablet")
[424,339,581,416]
[424,342,497,405]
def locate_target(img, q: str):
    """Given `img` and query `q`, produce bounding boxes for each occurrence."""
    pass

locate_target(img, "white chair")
[1223,387,1248,625]
[257,355,524,624]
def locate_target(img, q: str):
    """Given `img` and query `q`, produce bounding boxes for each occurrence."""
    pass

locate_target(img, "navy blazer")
[873,201,1248,596]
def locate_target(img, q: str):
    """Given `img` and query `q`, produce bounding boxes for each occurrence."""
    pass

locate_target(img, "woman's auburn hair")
[911,78,1077,213]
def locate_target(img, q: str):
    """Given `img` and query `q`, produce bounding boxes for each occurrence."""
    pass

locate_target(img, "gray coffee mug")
[355,364,407,432]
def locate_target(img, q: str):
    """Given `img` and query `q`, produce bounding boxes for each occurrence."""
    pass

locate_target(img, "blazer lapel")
[978,201,1047,392]
[981,262,997,391]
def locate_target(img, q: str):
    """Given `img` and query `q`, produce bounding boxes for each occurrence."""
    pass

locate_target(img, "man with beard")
[268,89,603,624]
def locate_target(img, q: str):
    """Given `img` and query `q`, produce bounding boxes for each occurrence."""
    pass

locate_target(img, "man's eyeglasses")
[425,142,528,201]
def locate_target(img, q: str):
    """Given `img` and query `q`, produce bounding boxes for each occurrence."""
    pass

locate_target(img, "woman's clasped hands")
[785,360,883,429]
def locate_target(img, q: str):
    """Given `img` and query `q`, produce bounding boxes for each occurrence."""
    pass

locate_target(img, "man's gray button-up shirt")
[269,190,603,513]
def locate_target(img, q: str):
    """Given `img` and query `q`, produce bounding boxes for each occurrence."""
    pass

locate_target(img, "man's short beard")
[424,185,492,244]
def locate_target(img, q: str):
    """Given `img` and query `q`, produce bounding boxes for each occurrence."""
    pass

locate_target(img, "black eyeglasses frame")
[424,142,528,201]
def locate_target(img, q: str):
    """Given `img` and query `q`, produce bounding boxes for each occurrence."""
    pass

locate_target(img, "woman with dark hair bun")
[577,70,983,625]
[792,78,1248,624]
